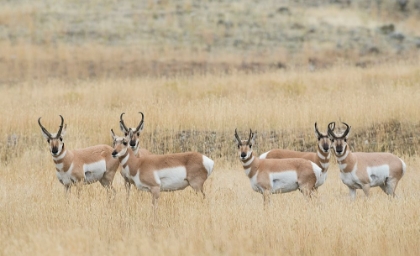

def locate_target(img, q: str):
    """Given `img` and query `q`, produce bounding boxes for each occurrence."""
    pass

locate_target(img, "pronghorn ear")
[41,130,50,140]
[250,131,256,145]
[60,124,67,137]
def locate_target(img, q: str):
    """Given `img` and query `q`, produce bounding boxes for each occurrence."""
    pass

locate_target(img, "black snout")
[130,140,136,147]
[240,152,247,158]
[112,150,118,157]
[51,147,58,154]
[335,146,343,154]
[322,144,329,152]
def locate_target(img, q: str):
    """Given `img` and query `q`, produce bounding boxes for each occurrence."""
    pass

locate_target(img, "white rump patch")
[155,166,189,191]
[202,155,214,177]
[400,158,406,176]
[269,171,299,193]
[367,164,390,187]
[83,160,107,183]
[259,151,270,159]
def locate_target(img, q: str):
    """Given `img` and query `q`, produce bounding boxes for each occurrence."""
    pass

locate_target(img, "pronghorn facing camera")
[259,122,332,181]
[328,122,406,199]
[118,112,151,199]
[110,130,214,208]
[38,115,120,194]
[119,112,151,157]
[235,129,323,205]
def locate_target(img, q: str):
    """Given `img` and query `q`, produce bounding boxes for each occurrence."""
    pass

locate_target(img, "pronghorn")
[118,112,151,199]
[259,123,333,179]
[328,122,406,199]
[235,129,323,204]
[119,112,151,157]
[38,115,120,194]
[110,129,214,207]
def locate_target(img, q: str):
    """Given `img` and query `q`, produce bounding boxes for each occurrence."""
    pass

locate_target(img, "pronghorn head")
[314,122,333,153]
[328,122,351,157]
[235,129,255,161]
[119,112,144,151]
[38,115,67,156]
[110,129,130,158]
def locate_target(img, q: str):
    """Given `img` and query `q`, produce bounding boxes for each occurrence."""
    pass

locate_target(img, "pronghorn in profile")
[118,112,151,199]
[119,112,151,157]
[110,130,214,208]
[328,122,406,199]
[38,115,120,194]
[259,123,332,181]
[235,129,323,205]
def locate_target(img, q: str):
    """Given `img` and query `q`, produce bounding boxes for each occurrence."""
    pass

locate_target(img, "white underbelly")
[270,171,299,193]
[155,166,189,191]
[367,165,390,187]
[83,160,106,183]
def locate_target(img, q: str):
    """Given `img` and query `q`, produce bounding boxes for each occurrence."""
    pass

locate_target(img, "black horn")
[135,112,144,132]
[234,129,242,145]
[56,115,65,138]
[119,112,129,132]
[38,117,53,139]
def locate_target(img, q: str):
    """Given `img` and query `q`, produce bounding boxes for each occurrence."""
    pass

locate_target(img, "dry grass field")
[1,62,420,255]
[1,0,420,255]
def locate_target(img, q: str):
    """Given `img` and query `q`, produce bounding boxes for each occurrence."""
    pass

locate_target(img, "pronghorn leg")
[362,184,370,198]
[99,178,116,200]
[124,178,131,201]
[349,188,356,199]
[150,186,160,223]
[381,178,398,197]
[263,189,271,208]
[186,176,206,199]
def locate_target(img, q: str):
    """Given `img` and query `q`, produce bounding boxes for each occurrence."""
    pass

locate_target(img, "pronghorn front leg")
[124,178,131,201]
[349,188,356,199]
[150,186,161,209]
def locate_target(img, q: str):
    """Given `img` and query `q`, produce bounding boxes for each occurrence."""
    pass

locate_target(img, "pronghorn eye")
[124,133,128,136]
[237,145,240,149]
[123,141,128,146]
[344,138,347,142]
[137,132,140,136]
[47,139,50,143]
[59,137,63,141]
[249,144,252,148]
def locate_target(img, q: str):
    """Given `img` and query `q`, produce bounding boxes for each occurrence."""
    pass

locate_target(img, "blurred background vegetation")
[0,0,419,81]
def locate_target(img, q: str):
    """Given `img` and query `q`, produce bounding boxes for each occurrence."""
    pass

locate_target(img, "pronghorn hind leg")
[186,176,206,199]
[362,184,370,198]
[382,178,398,197]
[99,178,116,200]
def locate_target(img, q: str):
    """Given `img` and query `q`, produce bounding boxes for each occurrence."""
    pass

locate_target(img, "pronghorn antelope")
[328,122,406,199]
[118,112,151,199]
[259,123,333,179]
[38,115,120,194]
[235,129,323,204]
[110,129,214,207]
[119,112,150,157]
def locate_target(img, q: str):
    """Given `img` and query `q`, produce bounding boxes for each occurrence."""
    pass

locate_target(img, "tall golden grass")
[1,62,420,255]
